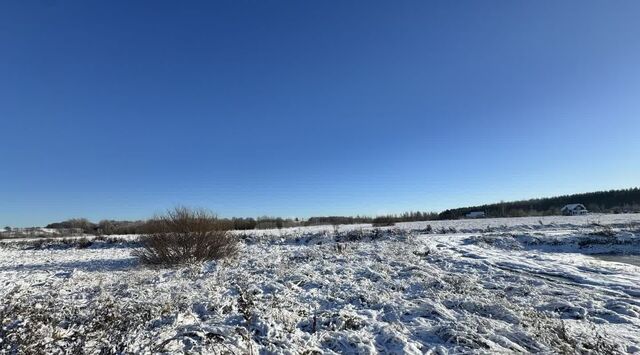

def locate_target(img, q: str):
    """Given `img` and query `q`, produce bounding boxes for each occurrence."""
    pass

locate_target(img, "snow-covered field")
[1,214,640,354]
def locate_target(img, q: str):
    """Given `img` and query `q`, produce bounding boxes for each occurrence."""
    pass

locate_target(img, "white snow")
[1,213,639,354]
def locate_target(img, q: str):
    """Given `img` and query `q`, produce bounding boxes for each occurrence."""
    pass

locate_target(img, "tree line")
[438,187,640,219]
[43,188,640,234]
[44,211,441,234]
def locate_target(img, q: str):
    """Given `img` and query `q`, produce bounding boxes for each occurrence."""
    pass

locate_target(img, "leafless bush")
[133,207,238,266]
[77,237,93,249]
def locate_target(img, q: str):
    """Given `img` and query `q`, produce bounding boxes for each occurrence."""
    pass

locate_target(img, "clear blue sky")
[1,1,639,227]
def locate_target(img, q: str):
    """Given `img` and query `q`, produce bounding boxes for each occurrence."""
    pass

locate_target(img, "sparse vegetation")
[0,236,134,250]
[589,224,616,237]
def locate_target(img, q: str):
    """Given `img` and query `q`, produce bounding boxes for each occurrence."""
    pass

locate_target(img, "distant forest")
[438,187,640,220]
[44,211,440,234]
[42,188,640,234]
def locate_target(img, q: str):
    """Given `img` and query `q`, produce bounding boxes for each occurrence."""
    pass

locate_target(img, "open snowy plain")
[1,214,639,354]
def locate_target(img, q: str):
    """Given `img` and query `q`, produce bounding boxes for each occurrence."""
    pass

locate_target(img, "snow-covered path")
[425,232,640,349]
[1,214,639,354]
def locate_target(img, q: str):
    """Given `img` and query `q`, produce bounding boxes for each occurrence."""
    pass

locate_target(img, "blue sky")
[1,1,639,226]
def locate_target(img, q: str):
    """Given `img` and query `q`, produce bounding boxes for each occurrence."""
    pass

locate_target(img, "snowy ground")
[1,214,639,354]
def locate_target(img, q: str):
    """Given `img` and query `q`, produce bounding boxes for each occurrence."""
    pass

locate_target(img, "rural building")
[466,211,486,218]
[561,204,588,215]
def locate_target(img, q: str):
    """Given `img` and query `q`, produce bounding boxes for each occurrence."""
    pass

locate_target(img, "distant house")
[561,204,588,216]
[465,211,486,218]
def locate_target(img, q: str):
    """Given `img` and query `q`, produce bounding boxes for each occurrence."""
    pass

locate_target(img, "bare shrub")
[133,207,238,266]
[77,237,93,249]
